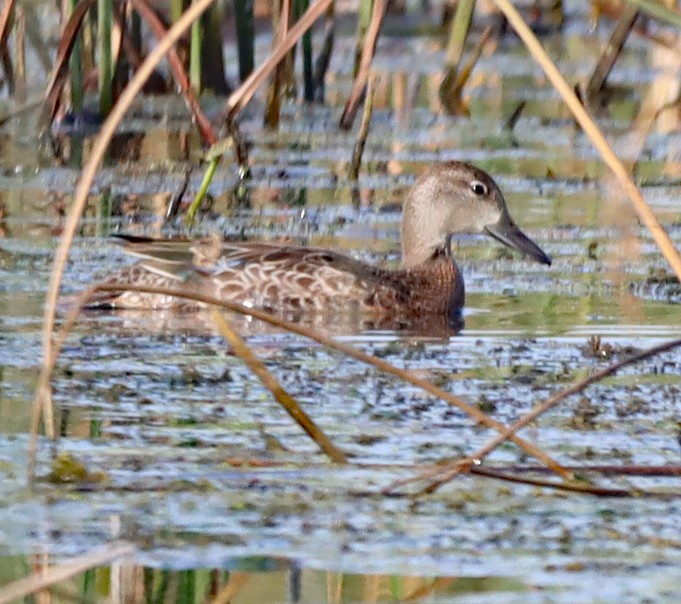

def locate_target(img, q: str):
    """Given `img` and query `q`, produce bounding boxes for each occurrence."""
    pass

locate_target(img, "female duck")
[91,162,551,328]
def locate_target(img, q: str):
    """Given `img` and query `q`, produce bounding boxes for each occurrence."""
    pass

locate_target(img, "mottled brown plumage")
[88,162,551,330]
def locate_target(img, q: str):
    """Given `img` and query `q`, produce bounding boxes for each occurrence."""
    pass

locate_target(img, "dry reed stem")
[348,73,375,180]
[32,0,216,478]
[492,0,681,281]
[38,0,96,130]
[210,308,348,463]
[0,542,135,604]
[625,58,681,170]
[222,0,333,122]
[0,0,16,90]
[209,572,250,604]
[585,5,638,100]
[409,337,681,495]
[0,0,14,49]
[468,467,635,497]
[439,24,493,115]
[129,0,218,144]
[626,0,681,28]
[264,0,292,127]
[339,0,386,129]
[51,460,681,498]
[451,25,493,95]
[65,283,570,479]
[498,464,681,477]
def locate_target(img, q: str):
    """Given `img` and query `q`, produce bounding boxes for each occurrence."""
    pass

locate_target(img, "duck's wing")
[86,234,420,314]
[112,235,198,281]
[192,239,406,309]
[104,236,406,311]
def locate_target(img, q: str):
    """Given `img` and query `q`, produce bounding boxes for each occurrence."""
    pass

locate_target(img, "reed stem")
[190,0,203,94]
[444,0,474,72]
[97,0,113,115]
[297,0,314,101]
[234,0,255,81]
[354,0,372,76]
[67,0,83,112]
[185,156,219,224]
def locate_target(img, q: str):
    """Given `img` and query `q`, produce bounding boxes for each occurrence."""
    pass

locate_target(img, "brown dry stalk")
[129,0,217,145]
[586,5,638,100]
[0,542,135,604]
[48,460,681,498]
[0,0,14,51]
[440,25,493,115]
[222,0,333,122]
[492,0,681,281]
[209,572,250,604]
[469,466,635,497]
[263,0,292,128]
[37,0,96,130]
[210,308,348,463]
[58,283,570,480]
[624,67,681,173]
[451,25,493,95]
[33,0,217,477]
[339,0,387,129]
[0,0,16,93]
[499,464,681,477]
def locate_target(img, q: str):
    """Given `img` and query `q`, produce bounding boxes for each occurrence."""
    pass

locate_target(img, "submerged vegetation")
[0,0,681,601]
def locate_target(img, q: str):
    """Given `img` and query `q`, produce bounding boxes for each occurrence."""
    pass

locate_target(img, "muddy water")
[1,3,681,602]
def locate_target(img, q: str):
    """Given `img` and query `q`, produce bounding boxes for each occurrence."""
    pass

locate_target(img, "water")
[0,2,680,602]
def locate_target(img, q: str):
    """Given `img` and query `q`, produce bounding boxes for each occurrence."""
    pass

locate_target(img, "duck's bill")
[484,219,552,266]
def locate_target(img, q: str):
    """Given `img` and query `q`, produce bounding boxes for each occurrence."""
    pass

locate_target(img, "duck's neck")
[400,184,453,266]
[401,219,451,268]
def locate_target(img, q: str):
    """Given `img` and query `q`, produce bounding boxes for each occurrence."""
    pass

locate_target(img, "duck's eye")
[471,181,488,196]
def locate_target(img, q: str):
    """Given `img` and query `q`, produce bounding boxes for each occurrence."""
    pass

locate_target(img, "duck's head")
[401,162,552,268]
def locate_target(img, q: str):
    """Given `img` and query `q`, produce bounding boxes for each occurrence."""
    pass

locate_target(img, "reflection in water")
[79,306,464,339]
[0,557,531,603]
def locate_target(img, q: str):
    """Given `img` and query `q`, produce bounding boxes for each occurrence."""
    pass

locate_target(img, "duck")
[88,162,551,330]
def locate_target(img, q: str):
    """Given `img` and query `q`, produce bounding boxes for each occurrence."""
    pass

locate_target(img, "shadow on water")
[0,2,681,602]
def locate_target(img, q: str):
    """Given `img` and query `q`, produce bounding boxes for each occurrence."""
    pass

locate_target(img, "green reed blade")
[190,0,202,94]
[185,156,219,225]
[97,0,113,115]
